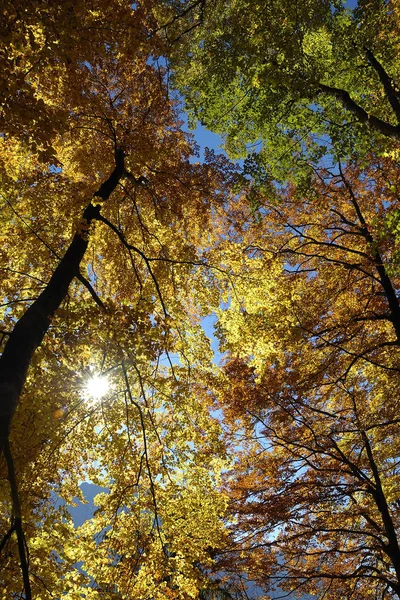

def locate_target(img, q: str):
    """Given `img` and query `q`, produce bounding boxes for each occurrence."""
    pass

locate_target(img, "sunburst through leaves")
[84,373,110,401]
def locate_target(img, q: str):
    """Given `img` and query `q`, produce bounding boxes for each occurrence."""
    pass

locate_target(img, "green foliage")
[168,0,400,180]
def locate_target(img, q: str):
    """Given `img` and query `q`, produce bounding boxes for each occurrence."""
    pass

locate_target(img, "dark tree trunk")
[0,151,125,450]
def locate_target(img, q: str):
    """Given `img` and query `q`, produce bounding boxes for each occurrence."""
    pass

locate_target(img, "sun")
[85,374,110,401]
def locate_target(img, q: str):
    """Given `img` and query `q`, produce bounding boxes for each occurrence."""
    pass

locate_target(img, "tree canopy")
[166,0,400,598]
[168,0,400,180]
[211,153,400,598]
[0,1,237,598]
[2,1,400,599]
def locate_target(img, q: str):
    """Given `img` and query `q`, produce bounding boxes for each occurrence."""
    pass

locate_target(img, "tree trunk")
[0,151,125,450]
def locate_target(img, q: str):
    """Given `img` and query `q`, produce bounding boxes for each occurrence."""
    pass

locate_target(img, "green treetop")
[167,0,400,182]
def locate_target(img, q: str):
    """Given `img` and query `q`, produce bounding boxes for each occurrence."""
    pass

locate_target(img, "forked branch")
[319,83,400,139]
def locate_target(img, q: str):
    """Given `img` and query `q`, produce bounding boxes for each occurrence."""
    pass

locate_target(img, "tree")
[4,2,400,599]
[163,5,400,595]
[210,153,400,599]
[0,2,237,597]
[167,0,400,181]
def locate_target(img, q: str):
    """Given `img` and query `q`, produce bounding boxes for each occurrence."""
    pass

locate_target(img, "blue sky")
[192,122,225,157]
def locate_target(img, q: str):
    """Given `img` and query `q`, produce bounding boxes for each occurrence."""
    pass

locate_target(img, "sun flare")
[85,374,110,401]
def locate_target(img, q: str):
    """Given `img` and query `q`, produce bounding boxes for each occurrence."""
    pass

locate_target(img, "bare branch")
[3,439,32,600]
[76,271,106,310]
[0,522,15,554]
[121,361,167,556]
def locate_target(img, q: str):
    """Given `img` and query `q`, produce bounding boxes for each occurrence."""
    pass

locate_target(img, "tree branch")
[319,83,400,139]
[121,361,167,556]
[152,0,206,44]
[338,162,400,341]
[364,47,400,123]
[3,439,32,600]
[95,213,169,317]
[0,522,15,554]
[76,271,106,310]
[361,431,400,581]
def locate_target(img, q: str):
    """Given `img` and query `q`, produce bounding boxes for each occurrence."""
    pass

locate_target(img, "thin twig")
[121,361,167,556]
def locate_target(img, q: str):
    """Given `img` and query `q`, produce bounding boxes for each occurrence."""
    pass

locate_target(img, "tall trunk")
[0,150,125,450]
[362,432,400,594]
